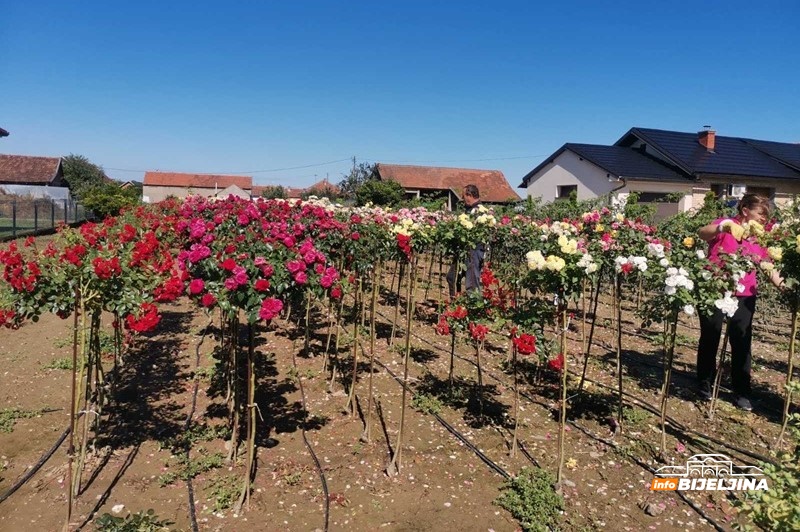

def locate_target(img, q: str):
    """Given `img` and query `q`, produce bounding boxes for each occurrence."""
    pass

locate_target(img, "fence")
[0,196,90,239]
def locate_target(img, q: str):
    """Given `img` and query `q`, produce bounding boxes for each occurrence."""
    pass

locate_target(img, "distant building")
[0,154,70,200]
[375,164,520,210]
[142,171,253,203]
[520,127,800,216]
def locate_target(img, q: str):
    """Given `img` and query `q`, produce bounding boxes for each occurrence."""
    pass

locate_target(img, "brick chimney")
[698,126,716,151]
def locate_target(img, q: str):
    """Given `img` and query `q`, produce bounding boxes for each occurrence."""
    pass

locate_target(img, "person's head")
[737,193,771,224]
[462,184,480,207]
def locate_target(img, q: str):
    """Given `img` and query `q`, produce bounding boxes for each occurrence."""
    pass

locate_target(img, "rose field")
[0,195,799,531]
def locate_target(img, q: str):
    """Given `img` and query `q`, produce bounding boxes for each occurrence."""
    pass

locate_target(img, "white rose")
[683,304,695,316]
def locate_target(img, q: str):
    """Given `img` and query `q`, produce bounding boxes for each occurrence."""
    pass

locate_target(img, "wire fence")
[0,196,90,240]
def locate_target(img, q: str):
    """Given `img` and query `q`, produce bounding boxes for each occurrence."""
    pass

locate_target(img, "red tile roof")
[144,171,252,190]
[306,179,340,194]
[0,154,62,185]
[376,164,520,203]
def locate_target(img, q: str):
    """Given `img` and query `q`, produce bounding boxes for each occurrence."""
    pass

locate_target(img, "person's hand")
[719,220,745,241]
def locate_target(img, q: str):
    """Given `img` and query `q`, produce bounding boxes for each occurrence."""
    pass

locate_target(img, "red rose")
[259,297,284,321]
[201,293,217,308]
[189,278,205,295]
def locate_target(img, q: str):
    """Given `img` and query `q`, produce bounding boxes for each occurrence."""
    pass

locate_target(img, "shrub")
[94,509,173,531]
[495,466,563,531]
[735,409,800,531]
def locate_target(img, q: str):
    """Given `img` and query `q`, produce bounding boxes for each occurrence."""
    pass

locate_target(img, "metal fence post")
[64,199,68,224]
[12,199,17,238]
[34,202,38,232]
[51,200,55,229]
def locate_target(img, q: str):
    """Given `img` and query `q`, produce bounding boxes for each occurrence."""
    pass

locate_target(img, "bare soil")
[0,263,795,531]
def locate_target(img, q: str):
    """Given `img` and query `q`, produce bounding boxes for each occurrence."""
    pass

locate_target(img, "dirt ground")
[0,262,795,531]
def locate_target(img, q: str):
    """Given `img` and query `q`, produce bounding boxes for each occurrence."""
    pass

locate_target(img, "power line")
[103,158,352,175]
[363,154,550,164]
[103,153,549,175]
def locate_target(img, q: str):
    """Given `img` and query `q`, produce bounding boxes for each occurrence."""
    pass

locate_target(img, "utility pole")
[352,156,357,175]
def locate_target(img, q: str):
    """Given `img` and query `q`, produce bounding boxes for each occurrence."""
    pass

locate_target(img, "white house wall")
[525,150,693,210]
[525,151,616,202]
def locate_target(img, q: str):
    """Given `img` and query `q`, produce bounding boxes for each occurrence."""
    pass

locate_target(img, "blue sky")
[2,1,799,190]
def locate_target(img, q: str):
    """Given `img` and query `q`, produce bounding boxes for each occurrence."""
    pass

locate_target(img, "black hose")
[375,306,776,468]
[568,420,727,532]
[0,425,71,504]
[369,352,510,480]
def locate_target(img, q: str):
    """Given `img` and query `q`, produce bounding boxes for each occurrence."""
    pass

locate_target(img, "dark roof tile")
[617,128,800,179]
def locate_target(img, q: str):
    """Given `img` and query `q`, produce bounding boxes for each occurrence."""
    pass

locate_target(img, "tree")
[260,186,287,199]
[80,182,140,219]
[338,162,378,200]
[62,154,106,199]
[355,179,405,206]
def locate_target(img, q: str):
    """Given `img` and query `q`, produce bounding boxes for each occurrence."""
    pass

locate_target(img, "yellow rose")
[560,238,578,255]
[746,220,765,238]
[594,224,604,233]
[768,246,783,261]
[615,213,624,222]
[760,261,775,273]
[683,237,695,248]
[545,255,566,272]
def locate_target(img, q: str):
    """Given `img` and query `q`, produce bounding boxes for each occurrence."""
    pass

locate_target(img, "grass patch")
[205,474,240,514]
[411,392,443,415]
[94,509,173,531]
[495,466,563,532]
[622,406,649,428]
[158,450,225,487]
[43,357,73,370]
[54,329,115,352]
[158,422,230,453]
[0,407,43,433]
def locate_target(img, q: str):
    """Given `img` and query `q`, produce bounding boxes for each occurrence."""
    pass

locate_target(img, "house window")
[557,185,577,200]
[636,192,673,203]
[746,186,773,199]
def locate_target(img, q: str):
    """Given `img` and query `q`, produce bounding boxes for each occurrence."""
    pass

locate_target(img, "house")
[375,164,520,210]
[142,171,253,203]
[214,184,250,200]
[305,178,340,198]
[250,180,338,200]
[251,184,313,199]
[520,128,800,215]
[0,154,71,200]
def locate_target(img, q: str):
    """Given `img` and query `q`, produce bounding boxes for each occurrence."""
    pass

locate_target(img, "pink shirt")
[707,217,768,297]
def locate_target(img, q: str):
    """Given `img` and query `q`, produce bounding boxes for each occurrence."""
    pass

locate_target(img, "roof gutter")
[609,176,627,206]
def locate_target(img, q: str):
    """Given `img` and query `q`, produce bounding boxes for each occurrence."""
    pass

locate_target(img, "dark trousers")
[696,295,756,396]
[446,247,484,298]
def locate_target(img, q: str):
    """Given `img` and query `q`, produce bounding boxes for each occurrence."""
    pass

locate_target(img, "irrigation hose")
[373,304,776,468]
[0,425,71,505]
[567,420,727,532]
[368,350,510,480]
[290,339,330,532]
